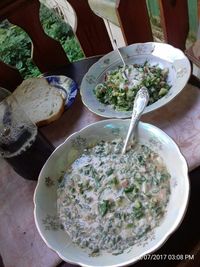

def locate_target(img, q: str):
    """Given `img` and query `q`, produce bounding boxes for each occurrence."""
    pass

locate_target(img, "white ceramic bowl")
[34,120,189,267]
[80,42,191,118]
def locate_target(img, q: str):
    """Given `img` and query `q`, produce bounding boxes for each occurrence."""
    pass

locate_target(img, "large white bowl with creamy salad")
[34,119,189,267]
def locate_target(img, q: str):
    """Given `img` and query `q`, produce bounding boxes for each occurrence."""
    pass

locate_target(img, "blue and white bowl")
[45,75,78,109]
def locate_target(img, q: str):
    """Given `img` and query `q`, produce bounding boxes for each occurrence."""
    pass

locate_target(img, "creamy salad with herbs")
[94,62,170,111]
[57,138,171,256]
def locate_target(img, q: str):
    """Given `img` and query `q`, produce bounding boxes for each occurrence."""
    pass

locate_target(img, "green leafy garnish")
[98,200,109,217]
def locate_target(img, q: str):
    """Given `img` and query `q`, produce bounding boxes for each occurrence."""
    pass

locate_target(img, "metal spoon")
[113,39,128,80]
[122,87,149,154]
[113,39,126,67]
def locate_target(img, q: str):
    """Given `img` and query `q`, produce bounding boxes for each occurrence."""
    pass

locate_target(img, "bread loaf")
[13,77,65,126]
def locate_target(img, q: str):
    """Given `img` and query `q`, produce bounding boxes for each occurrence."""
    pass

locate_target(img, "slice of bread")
[13,77,65,126]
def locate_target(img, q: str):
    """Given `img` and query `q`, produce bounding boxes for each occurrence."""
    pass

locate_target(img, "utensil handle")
[113,39,126,67]
[122,87,149,154]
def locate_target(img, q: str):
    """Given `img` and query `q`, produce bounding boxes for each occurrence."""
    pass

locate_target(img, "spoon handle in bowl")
[113,39,126,68]
[122,87,149,154]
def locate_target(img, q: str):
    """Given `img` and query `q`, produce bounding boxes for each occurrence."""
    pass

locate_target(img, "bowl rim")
[33,119,190,267]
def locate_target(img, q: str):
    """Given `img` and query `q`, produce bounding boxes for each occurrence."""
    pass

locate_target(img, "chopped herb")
[124,186,134,193]
[98,200,109,217]
[126,223,134,228]
[106,168,114,176]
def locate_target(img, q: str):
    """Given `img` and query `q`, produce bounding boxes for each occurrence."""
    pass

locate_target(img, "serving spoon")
[122,87,149,154]
[113,39,126,68]
[113,39,128,80]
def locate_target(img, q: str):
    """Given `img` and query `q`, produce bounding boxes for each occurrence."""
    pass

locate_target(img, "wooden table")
[1,56,200,267]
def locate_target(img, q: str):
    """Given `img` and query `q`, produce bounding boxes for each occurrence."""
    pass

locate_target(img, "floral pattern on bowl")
[80,42,191,118]
[34,119,189,267]
[45,75,78,109]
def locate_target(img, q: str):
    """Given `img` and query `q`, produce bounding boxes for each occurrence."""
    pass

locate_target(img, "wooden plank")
[198,0,200,20]
[6,0,69,73]
[117,0,153,45]
[0,61,23,91]
[159,0,189,50]
[0,0,26,20]
[67,0,113,57]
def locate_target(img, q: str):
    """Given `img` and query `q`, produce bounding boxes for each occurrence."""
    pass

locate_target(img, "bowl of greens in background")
[34,119,189,267]
[80,42,191,118]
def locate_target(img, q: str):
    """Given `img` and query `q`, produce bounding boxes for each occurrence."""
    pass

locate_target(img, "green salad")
[94,62,171,111]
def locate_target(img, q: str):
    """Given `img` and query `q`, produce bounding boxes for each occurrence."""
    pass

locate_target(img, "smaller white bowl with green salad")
[80,42,191,118]
[34,119,189,267]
